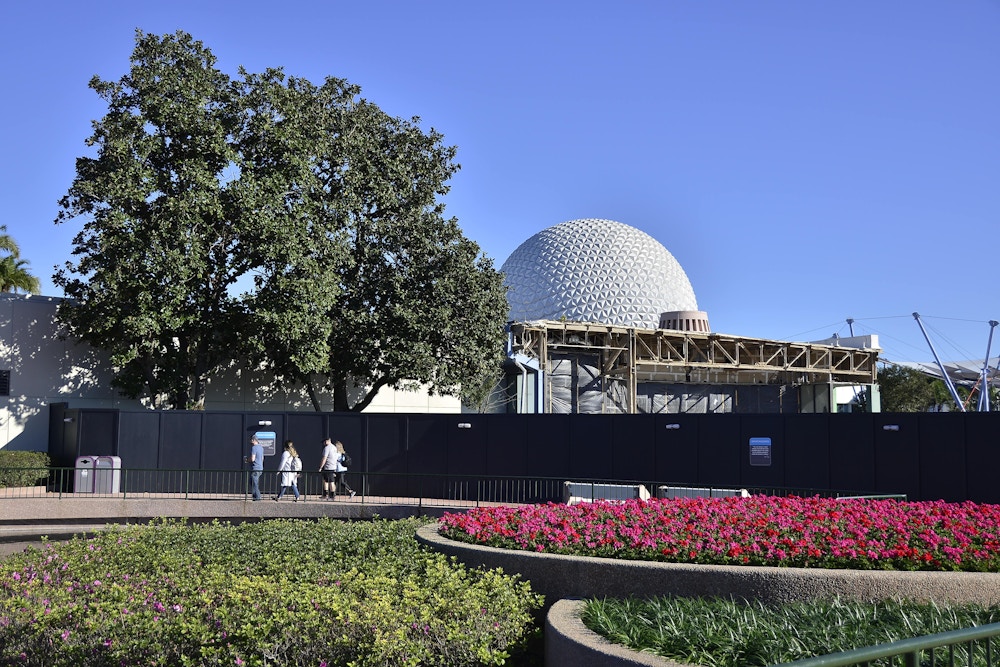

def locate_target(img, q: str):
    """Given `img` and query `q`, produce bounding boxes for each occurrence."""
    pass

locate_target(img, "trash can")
[74,456,95,493]
[93,456,121,494]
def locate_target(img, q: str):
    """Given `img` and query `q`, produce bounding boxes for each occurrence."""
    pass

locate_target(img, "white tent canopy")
[894,357,1000,387]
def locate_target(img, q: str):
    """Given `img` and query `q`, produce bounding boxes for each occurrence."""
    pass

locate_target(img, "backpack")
[340,452,352,467]
[292,456,302,472]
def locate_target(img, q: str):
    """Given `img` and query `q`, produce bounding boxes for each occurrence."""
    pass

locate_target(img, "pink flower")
[439,496,1000,572]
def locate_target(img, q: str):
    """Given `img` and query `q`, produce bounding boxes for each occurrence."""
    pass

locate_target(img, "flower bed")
[439,496,1000,572]
[431,497,1000,667]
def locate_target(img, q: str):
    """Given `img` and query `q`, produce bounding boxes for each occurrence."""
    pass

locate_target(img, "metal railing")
[774,621,1000,667]
[0,466,903,506]
[0,467,574,507]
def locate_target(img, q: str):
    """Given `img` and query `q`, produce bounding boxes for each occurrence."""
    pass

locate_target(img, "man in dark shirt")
[248,436,264,501]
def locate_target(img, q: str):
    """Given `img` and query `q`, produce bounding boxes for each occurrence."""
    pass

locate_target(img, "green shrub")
[0,450,49,487]
[0,517,543,666]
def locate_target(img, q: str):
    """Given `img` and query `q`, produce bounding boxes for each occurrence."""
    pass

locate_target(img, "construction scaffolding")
[506,320,880,414]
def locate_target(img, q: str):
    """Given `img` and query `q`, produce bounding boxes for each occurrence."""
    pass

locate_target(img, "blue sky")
[2,1,998,364]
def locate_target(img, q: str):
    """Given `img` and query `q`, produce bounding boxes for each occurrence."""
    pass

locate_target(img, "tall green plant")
[584,596,1000,667]
[0,256,40,294]
[0,225,40,294]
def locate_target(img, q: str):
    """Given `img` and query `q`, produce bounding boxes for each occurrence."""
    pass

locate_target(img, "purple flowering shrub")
[0,518,542,666]
[440,496,1000,572]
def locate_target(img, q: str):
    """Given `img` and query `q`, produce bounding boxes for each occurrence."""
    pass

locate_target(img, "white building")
[0,293,458,452]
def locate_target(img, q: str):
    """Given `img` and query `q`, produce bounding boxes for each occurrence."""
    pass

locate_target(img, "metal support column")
[913,312,965,412]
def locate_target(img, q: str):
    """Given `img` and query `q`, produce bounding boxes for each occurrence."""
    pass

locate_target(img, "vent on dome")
[659,311,711,333]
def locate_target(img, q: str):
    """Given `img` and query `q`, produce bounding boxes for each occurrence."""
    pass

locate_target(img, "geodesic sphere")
[500,218,698,329]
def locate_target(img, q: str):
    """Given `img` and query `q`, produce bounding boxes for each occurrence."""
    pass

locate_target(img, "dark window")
[0,370,9,396]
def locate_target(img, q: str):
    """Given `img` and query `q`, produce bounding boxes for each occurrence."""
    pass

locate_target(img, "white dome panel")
[501,218,698,329]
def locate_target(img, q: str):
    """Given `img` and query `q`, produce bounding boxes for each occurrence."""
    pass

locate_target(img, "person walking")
[334,440,356,498]
[274,440,302,501]
[247,435,264,501]
[318,438,339,500]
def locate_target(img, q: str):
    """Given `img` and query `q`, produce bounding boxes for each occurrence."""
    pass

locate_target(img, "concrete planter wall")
[416,524,1000,609]
[546,599,689,667]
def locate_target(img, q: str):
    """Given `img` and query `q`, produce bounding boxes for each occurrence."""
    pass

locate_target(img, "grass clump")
[582,596,1000,667]
[0,517,543,666]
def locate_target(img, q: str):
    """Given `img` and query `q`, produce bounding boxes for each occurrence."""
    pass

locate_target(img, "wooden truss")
[509,320,879,412]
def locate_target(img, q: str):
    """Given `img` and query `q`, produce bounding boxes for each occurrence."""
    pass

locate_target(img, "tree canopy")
[55,30,507,411]
[876,363,970,412]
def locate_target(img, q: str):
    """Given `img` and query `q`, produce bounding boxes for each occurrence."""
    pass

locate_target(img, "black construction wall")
[966,413,1000,504]
[50,408,1000,503]
[783,414,831,490]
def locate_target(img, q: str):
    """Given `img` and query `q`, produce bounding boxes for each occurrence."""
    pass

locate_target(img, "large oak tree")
[245,75,508,411]
[56,31,259,409]
[55,30,507,411]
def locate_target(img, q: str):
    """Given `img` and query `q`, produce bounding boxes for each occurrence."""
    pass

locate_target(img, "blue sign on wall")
[749,437,772,467]
[254,431,277,457]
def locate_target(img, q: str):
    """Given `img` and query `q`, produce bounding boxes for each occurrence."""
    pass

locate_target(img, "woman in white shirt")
[274,440,301,501]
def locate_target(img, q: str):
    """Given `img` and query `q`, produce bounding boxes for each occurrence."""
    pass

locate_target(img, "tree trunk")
[333,381,350,412]
[191,375,207,410]
[305,378,323,412]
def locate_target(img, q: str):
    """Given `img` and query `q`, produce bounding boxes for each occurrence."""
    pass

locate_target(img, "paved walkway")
[0,492,498,558]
